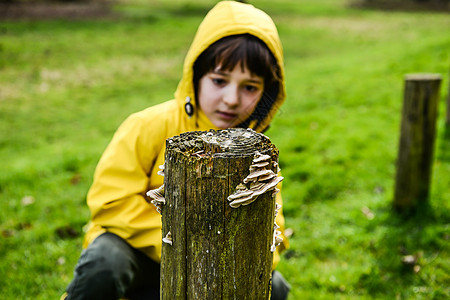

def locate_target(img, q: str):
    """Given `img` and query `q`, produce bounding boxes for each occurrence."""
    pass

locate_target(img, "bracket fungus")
[157,163,165,176]
[162,231,173,245]
[145,163,166,214]
[270,203,283,252]
[228,151,284,208]
[146,184,165,214]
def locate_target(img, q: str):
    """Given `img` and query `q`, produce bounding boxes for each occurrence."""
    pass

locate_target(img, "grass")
[0,0,449,299]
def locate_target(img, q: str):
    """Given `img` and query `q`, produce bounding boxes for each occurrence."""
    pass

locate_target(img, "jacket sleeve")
[85,112,166,259]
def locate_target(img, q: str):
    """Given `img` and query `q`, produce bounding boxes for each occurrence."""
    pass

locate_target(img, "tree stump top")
[166,128,276,158]
[404,73,442,81]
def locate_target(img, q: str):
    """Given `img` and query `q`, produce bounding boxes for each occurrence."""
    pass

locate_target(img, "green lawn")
[0,0,449,299]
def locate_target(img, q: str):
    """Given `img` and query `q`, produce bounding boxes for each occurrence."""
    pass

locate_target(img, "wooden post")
[446,68,450,130]
[160,128,281,299]
[394,73,442,211]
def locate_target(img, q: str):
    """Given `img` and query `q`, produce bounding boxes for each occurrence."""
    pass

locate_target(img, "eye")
[244,84,262,93]
[211,77,226,86]
[245,85,257,92]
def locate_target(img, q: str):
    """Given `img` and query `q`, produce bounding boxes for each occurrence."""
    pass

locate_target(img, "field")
[0,0,449,299]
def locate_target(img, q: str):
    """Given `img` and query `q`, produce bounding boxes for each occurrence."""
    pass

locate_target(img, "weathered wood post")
[155,128,282,299]
[446,68,450,130]
[394,73,442,211]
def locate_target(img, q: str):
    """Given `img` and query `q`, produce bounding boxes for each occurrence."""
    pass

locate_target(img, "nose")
[222,84,239,107]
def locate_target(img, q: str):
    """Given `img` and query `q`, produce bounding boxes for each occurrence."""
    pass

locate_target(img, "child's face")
[198,63,264,129]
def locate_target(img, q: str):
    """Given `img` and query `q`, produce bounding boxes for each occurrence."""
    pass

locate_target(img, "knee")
[271,271,291,300]
[67,234,134,298]
[92,234,133,271]
[78,235,131,277]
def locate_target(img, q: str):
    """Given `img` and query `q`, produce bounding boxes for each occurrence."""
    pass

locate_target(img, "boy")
[64,1,290,299]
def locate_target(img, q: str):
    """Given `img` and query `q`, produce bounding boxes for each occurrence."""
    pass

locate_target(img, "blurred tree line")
[0,0,104,3]
[361,0,449,8]
[1,0,448,5]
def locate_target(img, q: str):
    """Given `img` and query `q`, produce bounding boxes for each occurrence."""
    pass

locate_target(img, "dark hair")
[193,34,281,129]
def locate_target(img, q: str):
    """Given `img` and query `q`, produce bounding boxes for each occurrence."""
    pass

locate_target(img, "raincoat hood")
[175,0,286,132]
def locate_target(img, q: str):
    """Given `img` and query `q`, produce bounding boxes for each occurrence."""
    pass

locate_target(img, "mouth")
[217,111,237,121]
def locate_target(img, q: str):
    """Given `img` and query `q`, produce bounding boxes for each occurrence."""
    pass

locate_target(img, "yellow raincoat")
[84,0,288,268]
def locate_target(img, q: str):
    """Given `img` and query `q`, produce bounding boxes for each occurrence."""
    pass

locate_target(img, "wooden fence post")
[158,128,282,299]
[394,73,442,211]
[446,68,450,129]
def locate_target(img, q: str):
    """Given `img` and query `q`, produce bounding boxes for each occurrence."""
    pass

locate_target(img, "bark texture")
[161,128,279,300]
[394,74,441,211]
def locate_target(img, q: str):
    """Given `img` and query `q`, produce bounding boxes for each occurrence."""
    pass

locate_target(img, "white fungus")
[146,184,165,214]
[227,151,284,208]
[157,163,165,176]
[162,231,173,245]
[252,152,271,163]
[243,169,274,183]
[270,203,283,252]
[250,161,270,169]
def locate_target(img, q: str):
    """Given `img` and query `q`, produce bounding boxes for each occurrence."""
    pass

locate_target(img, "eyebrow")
[210,69,264,85]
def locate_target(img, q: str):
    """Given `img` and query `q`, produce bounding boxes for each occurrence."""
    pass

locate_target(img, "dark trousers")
[66,232,290,300]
